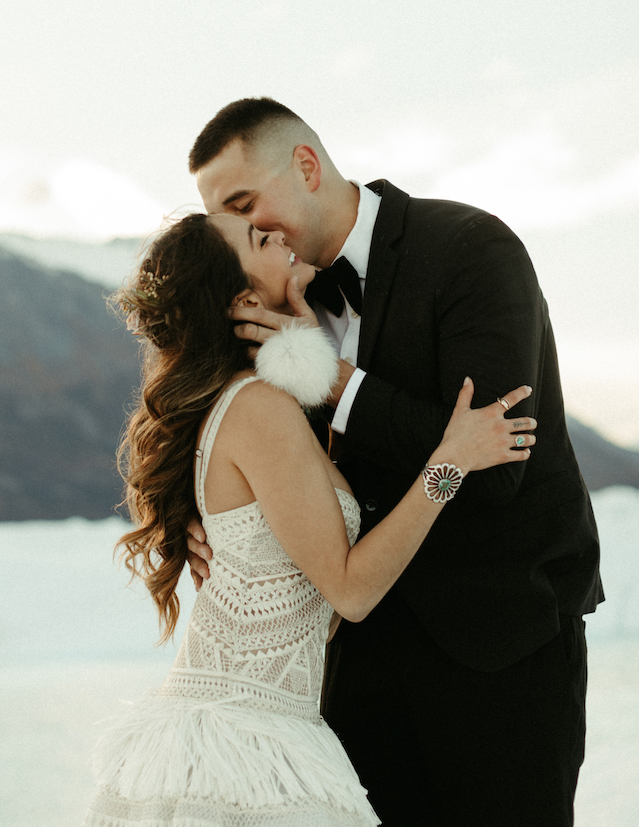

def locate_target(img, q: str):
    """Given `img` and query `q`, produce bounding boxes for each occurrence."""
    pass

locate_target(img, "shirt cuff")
[331,368,367,435]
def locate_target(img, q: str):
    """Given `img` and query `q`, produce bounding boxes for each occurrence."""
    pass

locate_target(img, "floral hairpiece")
[140,270,170,300]
[119,270,172,339]
[125,310,144,337]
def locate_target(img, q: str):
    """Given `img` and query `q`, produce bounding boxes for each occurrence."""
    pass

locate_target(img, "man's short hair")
[189,97,302,173]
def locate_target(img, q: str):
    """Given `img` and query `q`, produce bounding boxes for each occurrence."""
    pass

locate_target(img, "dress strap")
[194,376,259,516]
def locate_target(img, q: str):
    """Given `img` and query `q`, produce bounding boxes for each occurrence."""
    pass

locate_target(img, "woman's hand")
[430,378,537,476]
[186,517,212,591]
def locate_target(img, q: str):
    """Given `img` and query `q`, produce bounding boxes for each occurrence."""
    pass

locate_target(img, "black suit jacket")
[335,180,602,671]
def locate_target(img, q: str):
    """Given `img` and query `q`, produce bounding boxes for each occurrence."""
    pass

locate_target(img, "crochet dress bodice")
[160,377,361,722]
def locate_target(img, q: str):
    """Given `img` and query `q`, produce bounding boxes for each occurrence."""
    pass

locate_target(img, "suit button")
[365,500,377,512]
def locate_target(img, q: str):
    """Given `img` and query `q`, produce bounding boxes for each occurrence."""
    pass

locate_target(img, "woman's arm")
[222,377,535,622]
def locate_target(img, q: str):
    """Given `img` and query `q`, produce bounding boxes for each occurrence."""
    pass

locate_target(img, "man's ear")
[232,287,262,308]
[293,144,321,192]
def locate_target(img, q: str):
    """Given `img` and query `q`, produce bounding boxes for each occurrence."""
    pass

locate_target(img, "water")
[1,487,638,826]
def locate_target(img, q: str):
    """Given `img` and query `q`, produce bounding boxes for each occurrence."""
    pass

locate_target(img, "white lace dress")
[83,377,379,827]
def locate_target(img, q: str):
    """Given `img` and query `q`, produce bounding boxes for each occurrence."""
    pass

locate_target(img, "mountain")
[565,417,639,491]
[1,239,638,521]
[0,231,142,288]
[0,245,140,520]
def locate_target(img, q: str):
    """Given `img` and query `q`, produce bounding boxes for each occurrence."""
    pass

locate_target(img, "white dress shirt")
[314,182,381,434]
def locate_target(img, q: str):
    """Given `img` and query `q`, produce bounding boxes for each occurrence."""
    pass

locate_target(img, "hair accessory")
[422,463,464,503]
[255,319,339,408]
[140,271,170,301]
[497,396,510,411]
[118,269,176,342]
[125,310,143,337]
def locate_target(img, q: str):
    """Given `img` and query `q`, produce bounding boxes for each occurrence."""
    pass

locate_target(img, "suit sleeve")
[343,215,547,504]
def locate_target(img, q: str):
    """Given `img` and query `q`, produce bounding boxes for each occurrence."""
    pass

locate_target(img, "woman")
[83,212,536,827]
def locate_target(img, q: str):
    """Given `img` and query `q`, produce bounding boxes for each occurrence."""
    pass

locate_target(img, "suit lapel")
[358,180,409,371]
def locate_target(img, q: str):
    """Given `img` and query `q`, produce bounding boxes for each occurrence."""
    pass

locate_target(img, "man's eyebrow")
[222,189,251,207]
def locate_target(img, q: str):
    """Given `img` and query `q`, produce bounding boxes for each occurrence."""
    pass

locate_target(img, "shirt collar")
[333,181,381,280]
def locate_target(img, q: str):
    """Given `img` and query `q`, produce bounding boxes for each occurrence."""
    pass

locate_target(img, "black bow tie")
[305,256,362,317]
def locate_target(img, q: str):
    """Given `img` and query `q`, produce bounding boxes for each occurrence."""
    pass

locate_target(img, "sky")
[1,0,638,445]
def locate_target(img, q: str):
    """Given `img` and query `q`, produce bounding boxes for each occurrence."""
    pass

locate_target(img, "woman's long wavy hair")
[113,212,252,642]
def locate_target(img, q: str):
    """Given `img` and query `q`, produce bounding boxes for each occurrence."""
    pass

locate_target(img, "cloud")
[559,337,639,447]
[325,43,376,80]
[418,127,639,230]
[49,159,165,238]
[334,123,450,179]
[0,151,166,240]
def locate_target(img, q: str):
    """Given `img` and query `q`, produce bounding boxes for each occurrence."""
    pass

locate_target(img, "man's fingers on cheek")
[234,323,258,342]
[250,323,268,343]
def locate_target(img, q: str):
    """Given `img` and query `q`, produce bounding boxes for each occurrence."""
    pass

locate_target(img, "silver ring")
[497,397,510,411]
[515,435,526,447]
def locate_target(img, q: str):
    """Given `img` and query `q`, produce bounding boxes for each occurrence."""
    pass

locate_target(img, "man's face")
[196,140,324,266]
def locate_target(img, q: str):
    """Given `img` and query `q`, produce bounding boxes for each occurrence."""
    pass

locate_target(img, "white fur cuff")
[255,320,339,408]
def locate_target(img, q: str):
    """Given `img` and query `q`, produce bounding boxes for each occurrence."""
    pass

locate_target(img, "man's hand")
[227,276,319,357]
[186,517,212,591]
[228,275,357,408]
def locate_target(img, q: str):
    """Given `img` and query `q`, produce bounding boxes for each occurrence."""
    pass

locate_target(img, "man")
[186,97,602,826]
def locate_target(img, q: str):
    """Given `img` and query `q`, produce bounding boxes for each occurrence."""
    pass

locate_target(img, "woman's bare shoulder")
[228,378,311,437]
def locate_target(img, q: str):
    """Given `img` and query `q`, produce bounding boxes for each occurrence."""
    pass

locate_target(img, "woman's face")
[208,214,317,314]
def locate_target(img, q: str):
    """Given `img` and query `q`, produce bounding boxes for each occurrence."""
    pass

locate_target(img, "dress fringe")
[86,691,379,826]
